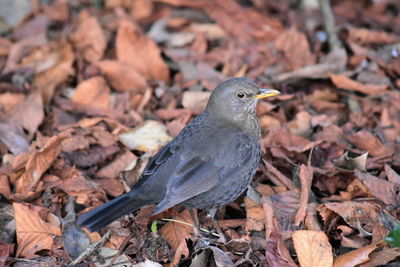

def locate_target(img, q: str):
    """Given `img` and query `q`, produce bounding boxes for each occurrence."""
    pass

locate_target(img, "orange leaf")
[96,60,148,92]
[72,76,110,109]
[14,203,61,259]
[14,133,69,196]
[333,243,377,267]
[159,210,193,250]
[69,14,106,63]
[330,74,387,95]
[116,20,169,83]
[292,230,333,267]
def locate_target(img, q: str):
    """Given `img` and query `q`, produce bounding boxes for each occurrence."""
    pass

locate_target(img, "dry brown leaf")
[287,111,312,137]
[159,209,194,250]
[9,90,44,138]
[385,164,400,184]
[96,60,147,92]
[346,130,394,157]
[294,164,313,226]
[4,34,47,73]
[14,133,69,197]
[362,246,400,267]
[318,202,380,233]
[275,27,316,70]
[292,230,333,267]
[333,243,377,267]
[244,197,264,231]
[116,20,169,83]
[181,91,211,112]
[0,37,12,56]
[14,202,61,259]
[0,174,11,199]
[0,93,25,113]
[265,232,297,267]
[171,239,190,266]
[349,28,398,45]
[69,13,106,63]
[0,122,29,155]
[21,40,75,103]
[267,127,322,153]
[355,169,400,205]
[96,178,125,197]
[97,150,137,179]
[72,76,111,109]
[330,74,388,95]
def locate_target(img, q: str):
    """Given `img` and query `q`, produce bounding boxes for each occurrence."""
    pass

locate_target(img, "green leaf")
[385,224,400,248]
[151,220,158,234]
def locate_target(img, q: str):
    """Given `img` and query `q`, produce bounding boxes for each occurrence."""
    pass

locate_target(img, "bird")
[77,77,280,233]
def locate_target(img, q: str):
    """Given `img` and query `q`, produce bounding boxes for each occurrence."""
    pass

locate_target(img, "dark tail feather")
[77,193,150,232]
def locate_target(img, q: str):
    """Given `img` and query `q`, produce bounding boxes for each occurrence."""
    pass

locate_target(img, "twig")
[318,0,342,51]
[68,229,112,266]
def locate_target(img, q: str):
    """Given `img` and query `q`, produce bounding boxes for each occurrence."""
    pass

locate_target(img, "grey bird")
[77,78,280,232]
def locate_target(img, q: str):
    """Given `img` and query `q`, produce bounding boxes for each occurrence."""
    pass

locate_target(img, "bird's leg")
[189,208,201,237]
[207,208,227,243]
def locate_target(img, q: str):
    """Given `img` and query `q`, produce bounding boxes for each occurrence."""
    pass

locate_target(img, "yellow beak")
[252,88,281,99]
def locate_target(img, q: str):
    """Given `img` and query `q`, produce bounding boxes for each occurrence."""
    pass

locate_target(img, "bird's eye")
[237,91,246,99]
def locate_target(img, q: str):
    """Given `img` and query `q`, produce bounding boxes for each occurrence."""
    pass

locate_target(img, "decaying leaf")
[14,202,61,259]
[292,230,333,267]
[119,120,172,152]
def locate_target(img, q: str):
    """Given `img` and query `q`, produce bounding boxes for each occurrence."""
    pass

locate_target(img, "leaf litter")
[0,0,399,266]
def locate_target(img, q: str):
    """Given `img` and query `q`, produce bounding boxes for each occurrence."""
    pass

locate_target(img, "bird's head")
[206,78,280,123]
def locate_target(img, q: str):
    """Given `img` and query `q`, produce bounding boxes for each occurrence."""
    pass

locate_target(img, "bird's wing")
[152,131,256,214]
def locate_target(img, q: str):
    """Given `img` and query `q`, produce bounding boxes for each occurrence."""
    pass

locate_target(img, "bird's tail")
[77,192,150,232]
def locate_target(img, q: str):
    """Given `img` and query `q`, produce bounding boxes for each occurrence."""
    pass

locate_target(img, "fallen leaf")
[334,151,368,171]
[275,27,316,70]
[292,230,333,267]
[63,145,119,167]
[72,76,111,109]
[294,164,313,226]
[4,34,47,73]
[0,37,12,56]
[0,174,11,199]
[9,90,44,138]
[384,164,400,184]
[21,40,75,103]
[0,92,25,113]
[362,246,400,267]
[287,111,312,137]
[181,91,211,112]
[0,122,29,155]
[190,246,234,267]
[95,178,125,197]
[14,202,61,259]
[244,197,264,231]
[0,241,11,266]
[119,120,172,152]
[97,150,137,179]
[159,209,193,250]
[348,27,398,45]
[355,169,400,206]
[69,13,106,63]
[14,133,69,197]
[346,130,394,157]
[116,20,169,83]
[330,74,388,95]
[318,201,380,234]
[333,243,377,267]
[96,60,148,91]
